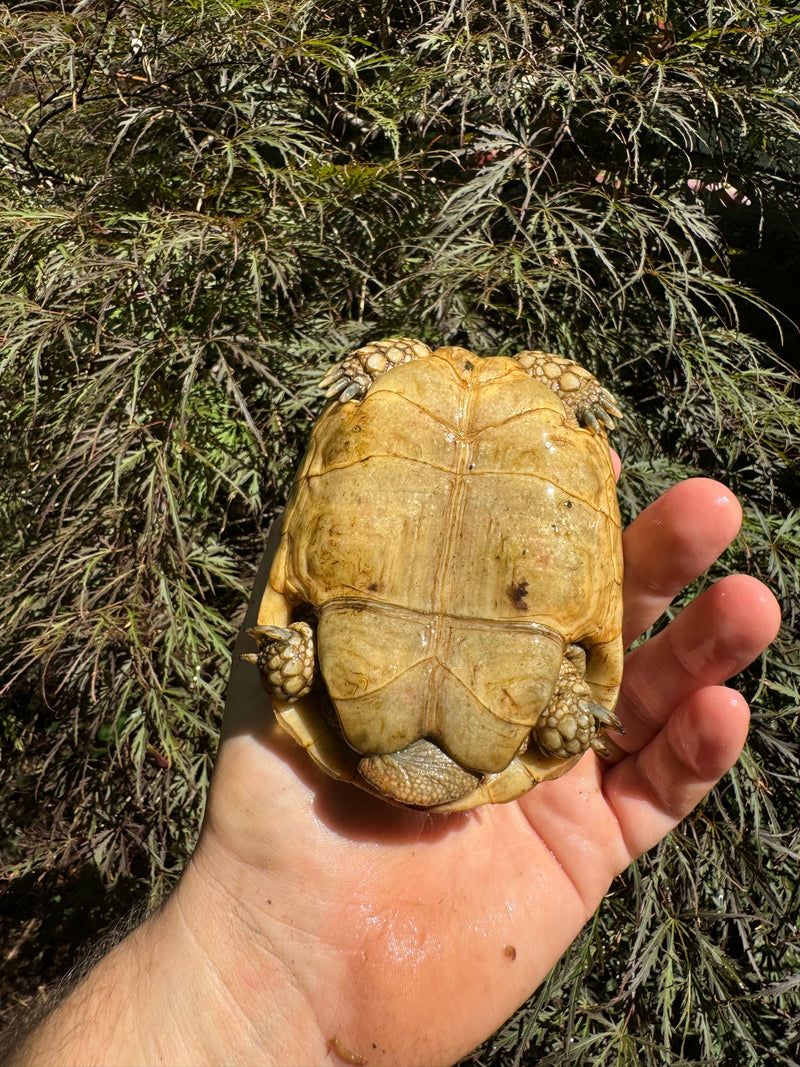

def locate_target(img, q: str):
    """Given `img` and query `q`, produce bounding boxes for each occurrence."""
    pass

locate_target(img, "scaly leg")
[512,350,622,432]
[243,621,316,700]
[320,337,433,403]
[532,644,623,760]
[358,738,479,808]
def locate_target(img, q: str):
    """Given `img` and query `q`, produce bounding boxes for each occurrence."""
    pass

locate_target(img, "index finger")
[621,478,743,648]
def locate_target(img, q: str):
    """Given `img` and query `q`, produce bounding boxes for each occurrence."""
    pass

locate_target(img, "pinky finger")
[603,686,751,863]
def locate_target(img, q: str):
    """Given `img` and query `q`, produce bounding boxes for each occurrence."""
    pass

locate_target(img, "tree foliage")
[1,1,799,1062]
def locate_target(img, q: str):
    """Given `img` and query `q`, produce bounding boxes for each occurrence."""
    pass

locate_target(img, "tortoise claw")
[590,734,613,756]
[596,410,617,430]
[339,381,364,402]
[248,623,296,643]
[591,702,624,733]
[321,368,370,403]
[599,386,624,421]
[322,374,350,397]
[578,396,622,432]
[319,364,343,389]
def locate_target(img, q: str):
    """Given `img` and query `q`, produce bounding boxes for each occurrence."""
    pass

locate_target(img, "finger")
[603,685,750,861]
[622,478,742,647]
[617,573,780,753]
[516,681,749,906]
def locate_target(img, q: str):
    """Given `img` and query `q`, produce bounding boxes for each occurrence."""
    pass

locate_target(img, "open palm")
[183,478,779,1067]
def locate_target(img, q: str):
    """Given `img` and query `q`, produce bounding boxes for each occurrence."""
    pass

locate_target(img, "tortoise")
[243,338,623,812]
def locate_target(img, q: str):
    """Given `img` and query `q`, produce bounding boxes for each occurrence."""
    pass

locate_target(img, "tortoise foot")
[532,647,622,760]
[244,621,316,700]
[513,350,622,431]
[320,338,432,403]
[358,738,479,807]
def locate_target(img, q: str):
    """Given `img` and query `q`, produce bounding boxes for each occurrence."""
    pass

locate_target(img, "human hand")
[8,478,779,1067]
[173,477,779,1066]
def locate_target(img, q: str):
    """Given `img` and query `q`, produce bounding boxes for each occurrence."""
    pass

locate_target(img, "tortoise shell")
[248,340,623,812]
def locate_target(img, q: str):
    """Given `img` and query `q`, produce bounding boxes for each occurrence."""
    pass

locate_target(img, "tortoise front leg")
[512,350,622,432]
[532,644,623,760]
[320,337,433,403]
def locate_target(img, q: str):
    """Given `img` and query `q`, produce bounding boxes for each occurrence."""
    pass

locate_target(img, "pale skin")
[5,477,781,1067]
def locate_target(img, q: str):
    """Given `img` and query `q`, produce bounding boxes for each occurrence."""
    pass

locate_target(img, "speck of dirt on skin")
[504,944,517,961]
[327,1034,367,1065]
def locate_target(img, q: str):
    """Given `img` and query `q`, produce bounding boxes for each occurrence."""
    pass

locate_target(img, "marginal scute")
[250,339,623,811]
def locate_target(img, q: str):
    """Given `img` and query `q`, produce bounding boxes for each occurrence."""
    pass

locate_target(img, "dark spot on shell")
[463,359,474,370]
[509,580,529,610]
[368,581,380,592]
[565,499,573,508]
[504,944,517,960]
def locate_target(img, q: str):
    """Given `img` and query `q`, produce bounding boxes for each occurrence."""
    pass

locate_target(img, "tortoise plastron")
[245,339,623,811]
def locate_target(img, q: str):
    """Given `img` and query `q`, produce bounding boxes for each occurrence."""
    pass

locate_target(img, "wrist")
[6,915,161,1067]
[155,845,332,1066]
[7,850,330,1067]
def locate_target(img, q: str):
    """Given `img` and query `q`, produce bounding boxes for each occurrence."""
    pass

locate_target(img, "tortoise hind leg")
[358,739,479,808]
[532,644,623,760]
[320,338,433,403]
[244,621,316,701]
[512,350,622,431]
